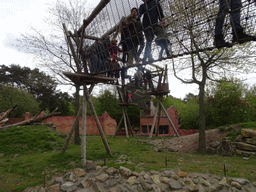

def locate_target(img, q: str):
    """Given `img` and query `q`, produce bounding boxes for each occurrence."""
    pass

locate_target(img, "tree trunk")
[74,84,81,145]
[0,110,60,131]
[198,83,206,153]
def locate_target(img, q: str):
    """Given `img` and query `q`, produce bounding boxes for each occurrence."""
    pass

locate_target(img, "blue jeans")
[143,27,154,61]
[215,0,242,36]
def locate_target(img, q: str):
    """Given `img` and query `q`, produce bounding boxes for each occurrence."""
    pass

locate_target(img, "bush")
[0,84,40,117]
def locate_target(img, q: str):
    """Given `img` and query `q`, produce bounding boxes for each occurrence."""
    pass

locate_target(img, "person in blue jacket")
[139,0,169,63]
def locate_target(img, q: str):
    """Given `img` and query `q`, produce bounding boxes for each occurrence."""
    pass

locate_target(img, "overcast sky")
[3,0,255,99]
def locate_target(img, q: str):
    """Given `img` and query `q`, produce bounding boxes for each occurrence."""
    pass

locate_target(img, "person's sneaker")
[233,33,256,44]
[214,39,232,49]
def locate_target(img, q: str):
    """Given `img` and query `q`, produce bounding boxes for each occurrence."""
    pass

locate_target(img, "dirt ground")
[147,129,229,153]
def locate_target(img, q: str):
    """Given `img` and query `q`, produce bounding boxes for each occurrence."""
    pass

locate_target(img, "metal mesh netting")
[65,0,256,75]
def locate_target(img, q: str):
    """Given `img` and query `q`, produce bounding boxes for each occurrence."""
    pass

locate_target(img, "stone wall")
[233,128,256,156]
[208,128,256,156]
[23,111,117,136]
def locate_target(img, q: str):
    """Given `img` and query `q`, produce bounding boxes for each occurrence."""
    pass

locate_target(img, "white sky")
[2,0,254,99]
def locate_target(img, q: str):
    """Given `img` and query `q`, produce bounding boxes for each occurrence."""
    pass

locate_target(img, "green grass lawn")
[0,124,256,192]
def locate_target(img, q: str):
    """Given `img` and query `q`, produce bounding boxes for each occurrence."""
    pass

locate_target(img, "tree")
[0,64,74,115]
[0,84,40,118]
[16,0,93,144]
[97,90,122,121]
[245,84,256,121]
[165,0,256,153]
[205,79,254,127]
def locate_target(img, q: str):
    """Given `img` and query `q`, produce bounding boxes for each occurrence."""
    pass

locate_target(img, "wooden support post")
[124,108,133,136]
[155,96,162,136]
[149,101,159,138]
[63,23,82,72]
[61,106,82,154]
[158,100,180,137]
[84,85,112,154]
[61,84,94,154]
[81,84,87,167]
[115,114,124,136]
[122,108,129,139]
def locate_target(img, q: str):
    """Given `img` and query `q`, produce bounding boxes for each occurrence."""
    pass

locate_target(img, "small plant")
[218,126,226,132]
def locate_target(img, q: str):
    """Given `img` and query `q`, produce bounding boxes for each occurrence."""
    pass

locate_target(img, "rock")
[119,166,131,177]
[253,182,256,187]
[231,181,242,190]
[161,177,170,183]
[151,174,160,184]
[163,170,174,177]
[131,171,139,177]
[143,173,150,180]
[241,129,256,138]
[219,177,227,186]
[74,168,86,177]
[85,161,96,171]
[106,167,117,175]
[216,138,236,156]
[230,178,249,185]
[96,165,101,170]
[200,178,211,187]
[61,182,77,192]
[206,147,216,154]
[209,141,221,148]
[127,176,136,185]
[140,179,153,191]
[95,173,109,181]
[54,177,63,185]
[236,149,256,156]
[233,142,256,151]
[235,135,243,142]
[152,184,161,192]
[168,178,183,190]
[177,171,187,178]
[245,138,256,145]
[64,171,78,182]
[184,178,196,188]
[80,178,91,188]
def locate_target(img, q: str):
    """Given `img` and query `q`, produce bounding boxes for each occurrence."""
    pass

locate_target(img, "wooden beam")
[115,114,124,136]
[81,84,87,167]
[149,101,159,138]
[78,0,110,33]
[158,100,180,137]
[122,107,129,139]
[84,85,112,154]
[61,84,95,154]
[63,23,82,73]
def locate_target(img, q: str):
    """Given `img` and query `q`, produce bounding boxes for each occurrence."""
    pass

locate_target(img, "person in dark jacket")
[119,17,133,66]
[128,7,145,64]
[139,0,169,63]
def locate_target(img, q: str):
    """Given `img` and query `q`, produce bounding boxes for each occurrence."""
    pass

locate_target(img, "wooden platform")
[63,72,117,85]
[148,90,170,96]
[119,103,138,106]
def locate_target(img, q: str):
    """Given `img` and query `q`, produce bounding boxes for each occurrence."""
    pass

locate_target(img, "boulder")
[233,142,256,152]
[245,138,256,145]
[241,129,256,138]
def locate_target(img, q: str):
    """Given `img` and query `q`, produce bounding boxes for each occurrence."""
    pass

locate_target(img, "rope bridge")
[63,0,256,77]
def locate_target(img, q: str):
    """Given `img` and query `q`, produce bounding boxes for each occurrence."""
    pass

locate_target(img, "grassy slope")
[0,123,256,191]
